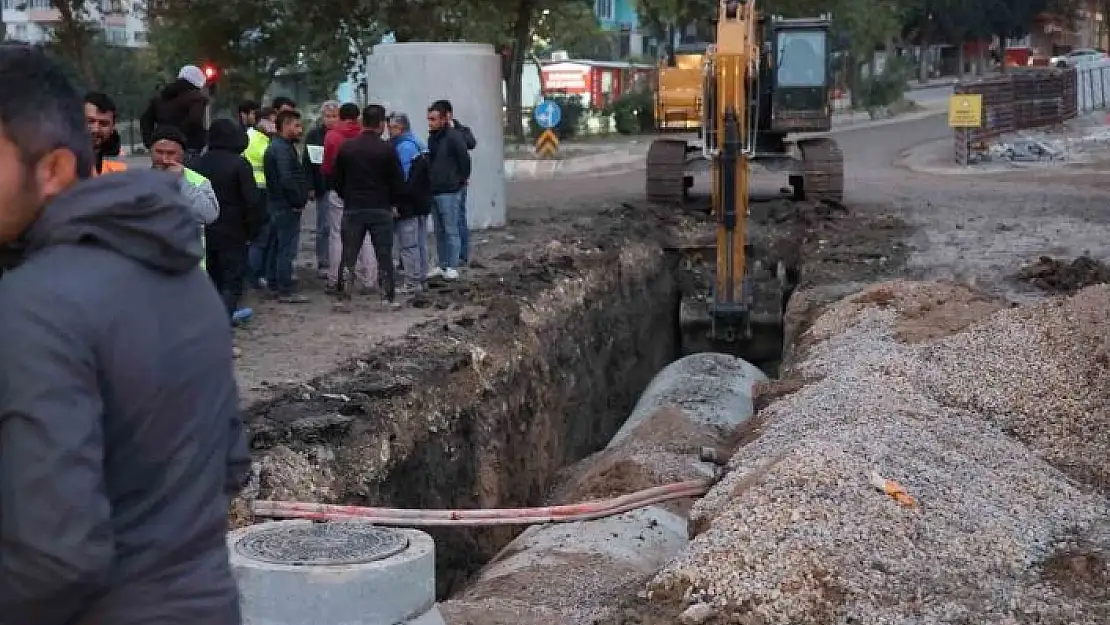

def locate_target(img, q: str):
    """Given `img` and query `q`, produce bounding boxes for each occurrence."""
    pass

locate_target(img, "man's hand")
[165,160,184,175]
[308,190,316,202]
[392,207,400,219]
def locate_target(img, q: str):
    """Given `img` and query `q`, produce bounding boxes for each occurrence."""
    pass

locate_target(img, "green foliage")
[608,88,655,134]
[528,94,586,138]
[856,55,912,108]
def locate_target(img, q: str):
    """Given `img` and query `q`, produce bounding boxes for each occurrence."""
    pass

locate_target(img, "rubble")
[644,281,1110,624]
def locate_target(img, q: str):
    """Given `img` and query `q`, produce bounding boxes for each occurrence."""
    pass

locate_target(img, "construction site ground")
[240,110,1110,623]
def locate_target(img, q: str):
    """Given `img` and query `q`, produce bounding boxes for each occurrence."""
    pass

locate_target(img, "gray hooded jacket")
[0,170,248,625]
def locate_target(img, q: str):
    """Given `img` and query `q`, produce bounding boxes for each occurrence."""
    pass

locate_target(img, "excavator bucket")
[669,245,794,370]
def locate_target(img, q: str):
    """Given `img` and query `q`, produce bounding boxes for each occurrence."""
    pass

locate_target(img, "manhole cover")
[235,522,409,566]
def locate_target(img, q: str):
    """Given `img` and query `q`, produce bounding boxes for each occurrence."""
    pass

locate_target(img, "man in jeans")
[389,112,432,293]
[431,99,477,265]
[302,100,338,278]
[332,104,405,302]
[262,109,310,303]
[426,100,470,281]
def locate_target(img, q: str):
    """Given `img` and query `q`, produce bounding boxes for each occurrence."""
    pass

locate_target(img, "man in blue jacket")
[263,109,310,303]
[0,44,247,625]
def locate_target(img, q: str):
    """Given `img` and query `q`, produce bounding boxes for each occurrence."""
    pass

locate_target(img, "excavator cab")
[767,17,833,134]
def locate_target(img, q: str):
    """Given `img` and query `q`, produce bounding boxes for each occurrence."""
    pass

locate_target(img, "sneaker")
[232,307,254,326]
[426,267,444,279]
[444,268,459,281]
[232,346,243,359]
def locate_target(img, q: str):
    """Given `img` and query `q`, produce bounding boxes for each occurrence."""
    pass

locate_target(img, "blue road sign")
[534,100,562,129]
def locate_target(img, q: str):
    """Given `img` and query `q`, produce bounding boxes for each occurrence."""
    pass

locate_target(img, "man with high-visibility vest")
[244,106,277,287]
[85,91,128,176]
[149,127,219,269]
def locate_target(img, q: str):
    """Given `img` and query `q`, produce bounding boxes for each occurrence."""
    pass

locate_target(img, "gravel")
[649,281,1110,624]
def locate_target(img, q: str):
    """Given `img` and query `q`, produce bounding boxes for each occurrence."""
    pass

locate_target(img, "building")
[2,0,148,47]
[594,0,652,58]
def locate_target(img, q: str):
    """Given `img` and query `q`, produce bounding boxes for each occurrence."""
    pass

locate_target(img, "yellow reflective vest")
[244,127,269,187]
[183,167,209,270]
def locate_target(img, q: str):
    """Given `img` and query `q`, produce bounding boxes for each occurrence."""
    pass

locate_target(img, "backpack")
[404,146,433,216]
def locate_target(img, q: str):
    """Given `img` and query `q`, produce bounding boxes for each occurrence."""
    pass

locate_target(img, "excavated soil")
[237,185,909,598]
[1016,255,1110,293]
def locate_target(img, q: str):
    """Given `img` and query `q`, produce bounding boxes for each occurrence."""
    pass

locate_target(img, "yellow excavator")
[655,0,842,367]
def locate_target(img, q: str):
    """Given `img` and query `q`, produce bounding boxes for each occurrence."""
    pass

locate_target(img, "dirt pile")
[618,280,1110,625]
[1016,255,1110,293]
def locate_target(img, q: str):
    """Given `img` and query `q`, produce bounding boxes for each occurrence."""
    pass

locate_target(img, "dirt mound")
[1016,255,1110,293]
[630,280,1110,624]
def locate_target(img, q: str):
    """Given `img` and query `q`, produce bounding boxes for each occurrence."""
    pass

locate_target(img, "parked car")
[1051,48,1108,68]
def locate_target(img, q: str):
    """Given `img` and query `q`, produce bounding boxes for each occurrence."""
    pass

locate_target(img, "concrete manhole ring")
[234,521,410,566]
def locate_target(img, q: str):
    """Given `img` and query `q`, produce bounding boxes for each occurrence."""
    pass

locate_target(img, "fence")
[953,68,1078,165]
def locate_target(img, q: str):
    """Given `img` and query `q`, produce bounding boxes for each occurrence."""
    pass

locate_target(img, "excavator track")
[645,139,688,204]
[797,137,844,205]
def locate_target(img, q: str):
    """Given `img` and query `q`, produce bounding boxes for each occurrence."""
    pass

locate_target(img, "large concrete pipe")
[439,353,766,625]
[365,42,506,230]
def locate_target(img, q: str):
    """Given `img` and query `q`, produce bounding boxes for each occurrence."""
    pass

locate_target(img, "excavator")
[651,0,843,367]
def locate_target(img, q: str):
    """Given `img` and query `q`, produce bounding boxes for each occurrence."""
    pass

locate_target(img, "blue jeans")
[314,197,329,269]
[457,186,469,264]
[266,209,302,295]
[432,192,462,270]
[247,221,270,287]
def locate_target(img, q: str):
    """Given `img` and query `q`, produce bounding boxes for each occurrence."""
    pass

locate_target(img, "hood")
[207,118,248,152]
[335,119,361,140]
[392,131,425,150]
[159,78,199,102]
[25,170,203,274]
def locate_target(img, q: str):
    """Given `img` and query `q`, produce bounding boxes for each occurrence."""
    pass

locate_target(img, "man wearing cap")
[149,126,219,268]
[140,64,210,158]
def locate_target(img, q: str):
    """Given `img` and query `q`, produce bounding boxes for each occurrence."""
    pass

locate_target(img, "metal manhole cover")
[236,522,409,566]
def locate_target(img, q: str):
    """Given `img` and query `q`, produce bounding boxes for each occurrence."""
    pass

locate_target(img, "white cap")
[178,65,206,88]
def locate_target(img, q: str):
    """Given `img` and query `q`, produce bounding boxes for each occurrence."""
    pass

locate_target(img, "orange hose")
[252,479,712,527]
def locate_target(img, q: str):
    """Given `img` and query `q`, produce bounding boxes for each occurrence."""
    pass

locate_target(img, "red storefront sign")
[542,63,591,94]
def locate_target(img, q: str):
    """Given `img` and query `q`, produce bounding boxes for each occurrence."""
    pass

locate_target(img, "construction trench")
[232,196,1110,624]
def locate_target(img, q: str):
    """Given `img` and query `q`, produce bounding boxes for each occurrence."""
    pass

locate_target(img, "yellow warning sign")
[948,94,983,128]
[535,129,559,157]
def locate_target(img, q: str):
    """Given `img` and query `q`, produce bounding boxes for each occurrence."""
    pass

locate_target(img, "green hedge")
[607,88,655,134]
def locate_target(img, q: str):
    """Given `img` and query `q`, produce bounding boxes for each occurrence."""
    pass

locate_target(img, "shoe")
[396,282,422,295]
[444,268,459,280]
[232,346,243,359]
[426,267,444,279]
[232,308,254,325]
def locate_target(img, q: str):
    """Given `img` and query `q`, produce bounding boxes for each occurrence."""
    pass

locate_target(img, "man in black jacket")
[333,104,405,302]
[431,99,477,265]
[190,118,265,320]
[139,64,210,157]
[0,44,247,625]
[425,100,471,281]
[262,109,310,303]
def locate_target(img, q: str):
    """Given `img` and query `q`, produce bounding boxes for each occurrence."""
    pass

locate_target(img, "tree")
[49,0,101,84]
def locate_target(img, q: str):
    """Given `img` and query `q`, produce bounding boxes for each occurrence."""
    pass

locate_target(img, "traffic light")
[201,63,219,97]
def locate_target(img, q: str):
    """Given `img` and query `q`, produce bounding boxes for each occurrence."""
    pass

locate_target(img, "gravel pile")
[648,281,1110,624]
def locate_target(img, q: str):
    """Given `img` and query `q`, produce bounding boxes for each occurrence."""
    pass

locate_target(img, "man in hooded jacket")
[140,64,210,157]
[191,119,265,320]
[0,44,247,625]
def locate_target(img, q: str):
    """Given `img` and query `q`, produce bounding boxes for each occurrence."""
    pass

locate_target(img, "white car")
[1051,48,1107,68]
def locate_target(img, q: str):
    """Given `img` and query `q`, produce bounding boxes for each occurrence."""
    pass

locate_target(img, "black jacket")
[139,79,209,152]
[302,123,328,197]
[263,136,310,213]
[454,119,477,150]
[0,170,248,625]
[427,125,471,195]
[334,131,405,212]
[190,119,266,244]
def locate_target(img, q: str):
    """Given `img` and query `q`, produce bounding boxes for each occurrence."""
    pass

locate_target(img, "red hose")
[251,479,711,527]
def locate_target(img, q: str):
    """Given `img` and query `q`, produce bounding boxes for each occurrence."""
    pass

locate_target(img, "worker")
[0,44,248,625]
[244,107,275,287]
[139,64,210,158]
[149,126,220,268]
[85,91,128,175]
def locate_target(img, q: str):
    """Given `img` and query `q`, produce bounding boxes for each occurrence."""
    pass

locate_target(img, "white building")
[2,0,148,47]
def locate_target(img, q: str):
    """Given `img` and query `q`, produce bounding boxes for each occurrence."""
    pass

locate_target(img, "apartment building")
[594,0,651,58]
[2,0,148,47]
